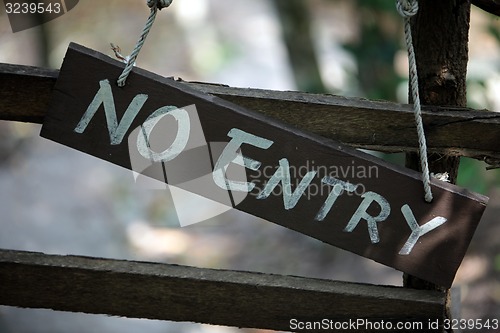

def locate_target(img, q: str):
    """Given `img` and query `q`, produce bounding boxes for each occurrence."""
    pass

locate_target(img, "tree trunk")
[405,0,470,186]
[404,0,471,328]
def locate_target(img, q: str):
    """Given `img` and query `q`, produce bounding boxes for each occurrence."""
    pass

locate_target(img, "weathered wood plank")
[0,249,446,331]
[0,63,56,123]
[0,62,499,161]
[188,82,500,163]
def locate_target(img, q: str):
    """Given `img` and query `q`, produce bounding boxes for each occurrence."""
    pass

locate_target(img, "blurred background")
[0,0,499,332]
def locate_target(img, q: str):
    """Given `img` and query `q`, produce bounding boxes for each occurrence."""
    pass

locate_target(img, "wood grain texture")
[40,43,488,288]
[0,63,57,123]
[0,249,447,331]
[186,82,500,162]
[1,62,499,161]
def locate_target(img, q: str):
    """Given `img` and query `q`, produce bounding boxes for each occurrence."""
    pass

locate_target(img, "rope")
[396,0,433,203]
[117,0,173,87]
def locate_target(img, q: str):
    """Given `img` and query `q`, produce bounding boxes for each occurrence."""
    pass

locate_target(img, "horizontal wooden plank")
[0,63,57,123]
[187,82,500,163]
[0,62,499,162]
[0,249,446,331]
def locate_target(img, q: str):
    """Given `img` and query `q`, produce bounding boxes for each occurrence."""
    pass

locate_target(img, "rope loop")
[147,0,172,10]
[396,0,418,18]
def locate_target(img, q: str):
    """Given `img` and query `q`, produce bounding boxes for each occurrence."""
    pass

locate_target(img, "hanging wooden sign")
[41,43,488,287]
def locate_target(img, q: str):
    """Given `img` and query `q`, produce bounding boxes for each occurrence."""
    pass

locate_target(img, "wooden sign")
[41,43,488,287]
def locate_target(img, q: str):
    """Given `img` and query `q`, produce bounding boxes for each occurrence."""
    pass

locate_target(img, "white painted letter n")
[74,79,148,145]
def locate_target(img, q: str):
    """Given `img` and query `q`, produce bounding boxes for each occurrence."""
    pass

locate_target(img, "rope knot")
[396,0,418,18]
[147,0,172,10]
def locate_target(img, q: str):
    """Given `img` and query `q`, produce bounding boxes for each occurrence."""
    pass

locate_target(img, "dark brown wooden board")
[41,43,488,287]
[0,249,447,332]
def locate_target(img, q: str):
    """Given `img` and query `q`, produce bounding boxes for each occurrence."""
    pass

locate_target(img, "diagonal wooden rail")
[0,249,446,332]
[1,63,499,164]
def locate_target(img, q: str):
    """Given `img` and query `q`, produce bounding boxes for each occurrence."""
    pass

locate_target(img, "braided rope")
[396,0,433,202]
[147,0,172,10]
[117,0,173,87]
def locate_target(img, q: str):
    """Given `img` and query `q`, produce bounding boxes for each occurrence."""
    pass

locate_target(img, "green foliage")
[487,21,500,43]
[356,0,398,12]
[457,158,500,195]
[381,152,405,166]
[495,254,500,272]
[343,0,402,100]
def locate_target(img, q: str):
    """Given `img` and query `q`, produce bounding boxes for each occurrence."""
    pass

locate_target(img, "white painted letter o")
[137,106,190,162]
